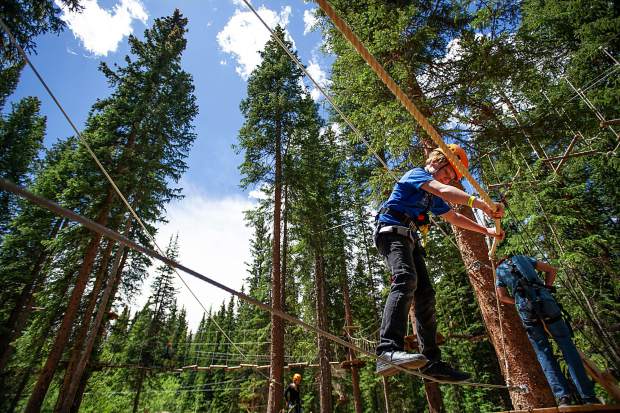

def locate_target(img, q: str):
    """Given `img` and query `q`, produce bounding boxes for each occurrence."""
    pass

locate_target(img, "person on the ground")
[495,255,599,407]
[284,373,302,413]
[374,144,504,381]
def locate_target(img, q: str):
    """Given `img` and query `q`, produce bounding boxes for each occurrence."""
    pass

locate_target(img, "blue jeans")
[374,230,440,362]
[521,306,595,400]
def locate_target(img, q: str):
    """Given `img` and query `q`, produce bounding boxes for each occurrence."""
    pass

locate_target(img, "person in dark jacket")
[284,373,302,413]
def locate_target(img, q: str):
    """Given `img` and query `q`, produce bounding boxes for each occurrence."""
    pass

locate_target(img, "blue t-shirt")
[377,167,451,226]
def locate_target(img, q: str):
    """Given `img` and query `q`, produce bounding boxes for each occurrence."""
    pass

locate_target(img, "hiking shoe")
[558,395,572,407]
[421,360,471,382]
[582,396,600,405]
[376,351,428,377]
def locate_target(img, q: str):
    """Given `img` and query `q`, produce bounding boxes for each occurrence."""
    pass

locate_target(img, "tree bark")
[54,236,118,412]
[56,219,131,412]
[340,264,363,413]
[314,251,333,412]
[24,188,115,413]
[70,247,129,413]
[267,115,285,413]
[450,196,555,408]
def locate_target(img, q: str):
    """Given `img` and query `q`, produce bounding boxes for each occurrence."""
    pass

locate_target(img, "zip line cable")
[0,17,275,389]
[0,178,526,393]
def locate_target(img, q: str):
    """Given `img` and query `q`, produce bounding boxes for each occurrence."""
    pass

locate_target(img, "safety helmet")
[439,144,469,180]
[293,373,302,383]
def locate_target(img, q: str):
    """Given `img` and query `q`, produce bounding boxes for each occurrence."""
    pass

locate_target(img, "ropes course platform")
[498,404,620,413]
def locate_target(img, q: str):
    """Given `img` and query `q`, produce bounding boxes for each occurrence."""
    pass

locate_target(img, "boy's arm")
[535,260,558,287]
[422,180,504,218]
[440,209,504,239]
[496,286,515,305]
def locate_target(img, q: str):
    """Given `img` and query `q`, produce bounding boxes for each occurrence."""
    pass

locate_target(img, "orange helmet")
[439,144,469,180]
[293,373,302,383]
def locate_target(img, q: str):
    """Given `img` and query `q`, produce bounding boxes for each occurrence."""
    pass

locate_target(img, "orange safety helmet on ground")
[439,143,469,180]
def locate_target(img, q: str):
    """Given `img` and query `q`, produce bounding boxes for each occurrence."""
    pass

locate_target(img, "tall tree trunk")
[54,238,115,412]
[267,117,284,413]
[24,188,115,413]
[70,246,129,413]
[450,196,555,408]
[132,369,146,413]
[314,250,333,412]
[340,265,363,413]
[281,183,289,313]
[0,218,64,373]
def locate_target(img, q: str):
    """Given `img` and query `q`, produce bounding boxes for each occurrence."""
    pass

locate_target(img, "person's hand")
[486,227,505,240]
[481,202,504,219]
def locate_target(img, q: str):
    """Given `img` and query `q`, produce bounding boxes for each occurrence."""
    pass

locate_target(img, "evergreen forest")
[0,1,618,412]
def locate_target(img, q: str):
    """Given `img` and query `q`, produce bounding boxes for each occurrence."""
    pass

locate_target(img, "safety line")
[0,178,525,393]
[0,16,275,388]
[312,0,502,256]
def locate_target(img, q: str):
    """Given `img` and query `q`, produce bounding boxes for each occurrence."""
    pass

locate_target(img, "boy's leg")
[411,244,440,362]
[376,233,418,354]
[375,232,427,375]
[412,244,470,382]
[524,321,571,400]
[547,319,597,402]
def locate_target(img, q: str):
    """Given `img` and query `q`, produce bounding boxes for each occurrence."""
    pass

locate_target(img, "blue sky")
[9,0,333,329]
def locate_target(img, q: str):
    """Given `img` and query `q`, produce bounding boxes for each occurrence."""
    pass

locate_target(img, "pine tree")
[23,10,197,412]
[236,25,312,413]
[0,96,45,237]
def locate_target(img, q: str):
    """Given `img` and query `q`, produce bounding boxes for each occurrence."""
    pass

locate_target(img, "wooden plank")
[600,119,620,127]
[541,150,598,163]
[498,404,620,413]
[579,351,620,402]
[554,133,581,173]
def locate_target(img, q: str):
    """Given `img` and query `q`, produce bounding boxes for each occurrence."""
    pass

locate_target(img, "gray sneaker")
[376,351,428,377]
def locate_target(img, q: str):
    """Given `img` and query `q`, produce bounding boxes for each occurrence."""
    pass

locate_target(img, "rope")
[0,178,526,393]
[312,0,502,257]
[0,16,277,389]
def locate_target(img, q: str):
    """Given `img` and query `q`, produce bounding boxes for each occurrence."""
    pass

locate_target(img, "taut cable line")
[0,178,525,393]
[0,16,274,387]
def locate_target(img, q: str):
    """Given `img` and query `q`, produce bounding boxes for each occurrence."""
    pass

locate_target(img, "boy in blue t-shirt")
[496,255,598,407]
[374,144,504,381]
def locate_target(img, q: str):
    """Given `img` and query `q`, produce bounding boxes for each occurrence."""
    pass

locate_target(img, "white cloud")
[133,183,255,331]
[216,5,293,80]
[66,47,78,55]
[248,183,270,200]
[55,0,147,56]
[306,58,331,101]
[303,9,318,35]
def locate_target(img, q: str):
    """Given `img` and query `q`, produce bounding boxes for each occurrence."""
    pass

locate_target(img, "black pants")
[375,230,440,362]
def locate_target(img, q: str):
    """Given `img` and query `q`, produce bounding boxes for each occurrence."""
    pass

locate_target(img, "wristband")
[467,195,476,208]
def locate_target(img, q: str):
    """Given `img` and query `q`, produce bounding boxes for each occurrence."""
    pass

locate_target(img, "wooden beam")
[498,405,620,413]
[579,351,620,402]
[541,150,598,163]
[600,119,620,127]
[554,133,581,173]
